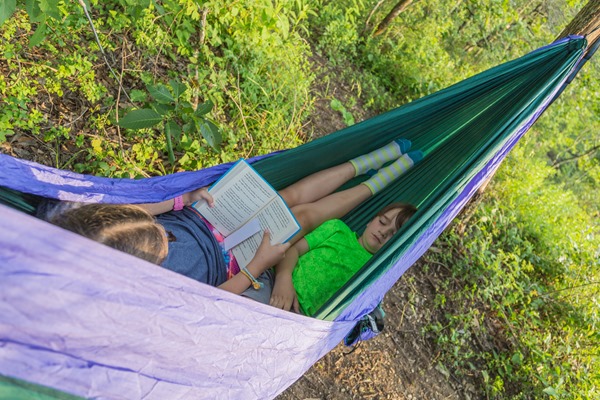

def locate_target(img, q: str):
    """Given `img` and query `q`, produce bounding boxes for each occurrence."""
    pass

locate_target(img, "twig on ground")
[77,0,132,103]
[114,39,126,159]
[192,8,209,109]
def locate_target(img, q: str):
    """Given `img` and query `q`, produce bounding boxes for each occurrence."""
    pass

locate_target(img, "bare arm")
[270,238,309,312]
[218,232,290,294]
[137,187,214,215]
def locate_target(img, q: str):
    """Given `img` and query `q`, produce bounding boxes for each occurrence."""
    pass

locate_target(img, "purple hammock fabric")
[0,37,586,399]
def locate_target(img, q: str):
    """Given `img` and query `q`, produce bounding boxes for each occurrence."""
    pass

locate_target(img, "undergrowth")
[423,142,599,398]
[0,0,315,176]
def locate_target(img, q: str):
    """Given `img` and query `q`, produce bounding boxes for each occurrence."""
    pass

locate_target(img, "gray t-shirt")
[156,207,227,286]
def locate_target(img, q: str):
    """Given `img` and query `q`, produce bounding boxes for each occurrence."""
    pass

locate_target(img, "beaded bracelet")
[240,267,263,290]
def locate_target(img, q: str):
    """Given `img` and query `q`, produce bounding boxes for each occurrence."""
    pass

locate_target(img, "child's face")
[358,208,402,254]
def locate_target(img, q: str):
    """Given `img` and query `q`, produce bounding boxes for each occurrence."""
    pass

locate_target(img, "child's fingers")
[198,188,214,207]
[271,296,286,310]
[279,242,291,252]
[261,231,271,242]
[293,297,300,313]
[270,293,294,311]
[269,286,279,306]
[284,297,294,311]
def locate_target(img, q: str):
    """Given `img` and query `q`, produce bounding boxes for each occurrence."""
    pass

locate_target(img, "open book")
[193,159,300,268]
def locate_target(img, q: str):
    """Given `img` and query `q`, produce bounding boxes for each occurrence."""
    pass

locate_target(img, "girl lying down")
[52,140,421,313]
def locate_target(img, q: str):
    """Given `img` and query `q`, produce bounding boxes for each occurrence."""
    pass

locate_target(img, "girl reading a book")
[51,140,422,305]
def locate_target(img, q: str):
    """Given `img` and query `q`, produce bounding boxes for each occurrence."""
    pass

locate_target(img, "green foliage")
[311,0,365,61]
[1,0,315,174]
[116,79,221,165]
[525,57,600,218]
[0,0,17,26]
[308,0,577,109]
[424,134,599,398]
[330,98,355,126]
[198,0,316,155]
[0,0,62,46]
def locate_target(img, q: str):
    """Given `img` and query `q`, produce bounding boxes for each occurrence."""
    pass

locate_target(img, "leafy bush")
[425,136,599,398]
[0,0,316,175]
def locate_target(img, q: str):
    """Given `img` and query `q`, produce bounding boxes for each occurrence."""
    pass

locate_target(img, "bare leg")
[288,184,372,244]
[279,162,356,208]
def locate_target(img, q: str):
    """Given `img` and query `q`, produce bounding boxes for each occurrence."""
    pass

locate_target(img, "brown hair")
[52,204,168,264]
[376,202,417,230]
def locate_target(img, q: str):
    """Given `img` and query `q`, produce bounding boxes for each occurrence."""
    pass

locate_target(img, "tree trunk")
[372,0,414,37]
[556,0,600,53]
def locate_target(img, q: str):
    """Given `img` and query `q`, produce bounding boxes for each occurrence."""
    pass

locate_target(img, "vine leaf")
[165,121,180,164]
[147,84,174,104]
[29,21,47,47]
[0,0,16,26]
[117,109,162,129]
[195,100,214,117]
[25,0,43,23]
[166,120,182,143]
[38,0,60,20]
[169,79,187,99]
[198,120,221,150]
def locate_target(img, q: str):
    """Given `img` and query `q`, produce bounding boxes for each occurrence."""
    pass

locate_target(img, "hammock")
[0,36,590,399]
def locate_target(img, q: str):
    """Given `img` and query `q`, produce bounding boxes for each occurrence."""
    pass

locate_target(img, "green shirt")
[292,219,373,316]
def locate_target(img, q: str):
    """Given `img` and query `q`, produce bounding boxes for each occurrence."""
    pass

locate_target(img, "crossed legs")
[277,140,422,245]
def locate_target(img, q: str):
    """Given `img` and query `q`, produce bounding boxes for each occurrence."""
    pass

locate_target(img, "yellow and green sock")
[362,150,424,194]
[349,139,412,176]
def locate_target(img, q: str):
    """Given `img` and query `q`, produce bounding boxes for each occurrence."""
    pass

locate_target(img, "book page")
[231,197,300,268]
[231,232,263,268]
[194,160,276,236]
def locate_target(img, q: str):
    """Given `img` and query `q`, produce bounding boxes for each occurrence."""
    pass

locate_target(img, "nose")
[380,227,395,239]
[378,228,390,239]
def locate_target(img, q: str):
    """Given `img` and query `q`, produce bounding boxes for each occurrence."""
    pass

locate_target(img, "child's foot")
[362,150,423,194]
[350,139,412,176]
[394,138,411,153]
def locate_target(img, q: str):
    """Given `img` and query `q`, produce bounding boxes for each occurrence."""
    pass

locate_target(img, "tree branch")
[551,144,600,168]
[372,0,415,38]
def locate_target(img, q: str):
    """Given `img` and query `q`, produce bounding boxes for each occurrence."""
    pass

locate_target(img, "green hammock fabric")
[252,38,585,320]
[0,375,83,400]
[0,187,38,214]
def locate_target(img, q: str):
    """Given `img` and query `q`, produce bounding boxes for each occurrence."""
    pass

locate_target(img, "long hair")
[52,204,168,264]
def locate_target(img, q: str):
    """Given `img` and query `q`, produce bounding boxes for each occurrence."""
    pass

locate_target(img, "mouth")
[372,233,381,244]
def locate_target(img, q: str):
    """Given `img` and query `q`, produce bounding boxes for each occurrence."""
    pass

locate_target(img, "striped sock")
[349,139,412,176]
[362,151,424,194]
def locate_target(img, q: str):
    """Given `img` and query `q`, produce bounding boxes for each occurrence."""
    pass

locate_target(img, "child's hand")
[251,231,290,273]
[185,187,214,207]
[270,274,299,312]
